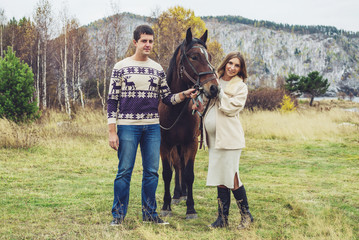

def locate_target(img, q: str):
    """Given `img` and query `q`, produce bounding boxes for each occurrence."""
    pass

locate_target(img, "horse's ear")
[186,28,192,45]
[200,30,208,43]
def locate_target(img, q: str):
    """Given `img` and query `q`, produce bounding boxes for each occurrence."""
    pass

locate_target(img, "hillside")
[87,13,359,96]
[205,17,359,95]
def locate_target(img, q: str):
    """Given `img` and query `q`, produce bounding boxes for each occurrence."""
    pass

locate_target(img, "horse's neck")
[170,69,187,93]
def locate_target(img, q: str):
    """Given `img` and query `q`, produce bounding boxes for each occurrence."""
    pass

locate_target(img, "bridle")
[160,39,217,131]
[178,39,217,96]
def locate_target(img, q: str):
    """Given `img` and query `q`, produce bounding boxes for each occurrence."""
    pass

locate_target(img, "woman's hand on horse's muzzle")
[181,88,196,100]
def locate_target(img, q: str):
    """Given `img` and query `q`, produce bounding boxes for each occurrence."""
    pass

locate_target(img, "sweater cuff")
[108,118,117,124]
[174,93,183,104]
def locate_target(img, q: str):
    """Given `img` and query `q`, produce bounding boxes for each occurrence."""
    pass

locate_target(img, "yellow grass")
[241,108,359,141]
[2,104,358,149]
[0,108,108,148]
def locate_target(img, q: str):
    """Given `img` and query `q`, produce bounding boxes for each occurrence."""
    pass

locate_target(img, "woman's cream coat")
[203,76,248,149]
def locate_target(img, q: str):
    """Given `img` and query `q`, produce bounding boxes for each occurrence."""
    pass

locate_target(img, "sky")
[1,0,359,32]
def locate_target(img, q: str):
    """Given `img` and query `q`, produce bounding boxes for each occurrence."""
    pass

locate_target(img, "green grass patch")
[1,138,358,239]
[1,108,359,239]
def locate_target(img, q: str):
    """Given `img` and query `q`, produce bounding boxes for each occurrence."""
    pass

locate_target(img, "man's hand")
[108,124,119,151]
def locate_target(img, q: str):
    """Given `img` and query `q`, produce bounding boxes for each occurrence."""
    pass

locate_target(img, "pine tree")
[285,71,330,106]
[0,47,39,122]
[299,71,330,106]
[284,73,301,96]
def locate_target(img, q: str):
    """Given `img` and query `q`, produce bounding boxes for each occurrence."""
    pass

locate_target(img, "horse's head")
[177,28,219,99]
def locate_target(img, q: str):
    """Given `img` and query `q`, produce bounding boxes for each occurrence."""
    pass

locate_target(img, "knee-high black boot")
[232,185,253,229]
[210,187,230,228]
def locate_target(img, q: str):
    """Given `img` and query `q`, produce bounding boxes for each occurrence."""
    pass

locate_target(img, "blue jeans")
[112,124,161,220]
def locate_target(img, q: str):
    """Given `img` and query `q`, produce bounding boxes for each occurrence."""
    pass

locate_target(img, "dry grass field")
[1,100,358,239]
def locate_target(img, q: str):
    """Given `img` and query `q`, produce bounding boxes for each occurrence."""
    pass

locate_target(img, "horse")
[159,28,219,219]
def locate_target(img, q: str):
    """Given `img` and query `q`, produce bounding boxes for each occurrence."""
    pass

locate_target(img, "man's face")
[134,33,154,56]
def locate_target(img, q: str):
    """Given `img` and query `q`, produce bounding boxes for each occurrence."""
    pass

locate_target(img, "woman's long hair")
[217,52,248,82]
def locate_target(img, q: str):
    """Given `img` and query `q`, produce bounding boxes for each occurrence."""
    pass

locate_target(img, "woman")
[193,52,253,229]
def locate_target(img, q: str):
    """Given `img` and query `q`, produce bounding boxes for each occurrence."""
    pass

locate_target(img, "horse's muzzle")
[209,85,218,98]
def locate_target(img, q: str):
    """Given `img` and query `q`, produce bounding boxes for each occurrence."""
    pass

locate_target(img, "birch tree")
[67,20,89,108]
[33,0,53,109]
[0,9,6,58]
[59,5,71,118]
[109,1,123,62]
[93,19,115,112]
[75,27,89,108]
[35,32,40,107]
[69,19,79,103]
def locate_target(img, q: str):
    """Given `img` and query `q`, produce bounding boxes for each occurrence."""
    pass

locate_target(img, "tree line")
[0,3,224,121]
[202,15,359,38]
[1,2,332,123]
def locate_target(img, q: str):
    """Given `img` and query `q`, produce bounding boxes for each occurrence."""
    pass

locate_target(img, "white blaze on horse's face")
[179,28,219,99]
[199,47,215,72]
[192,45,218,98]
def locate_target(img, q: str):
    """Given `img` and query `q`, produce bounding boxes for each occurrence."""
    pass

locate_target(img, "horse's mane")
[166,43,182,87]
[166,38,207,87]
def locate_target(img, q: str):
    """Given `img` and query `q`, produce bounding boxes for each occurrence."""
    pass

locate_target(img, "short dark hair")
[133,25,154,42]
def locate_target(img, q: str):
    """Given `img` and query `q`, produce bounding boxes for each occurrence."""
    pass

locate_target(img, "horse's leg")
[172,146,184,205]
[181,139,198,219]
[183,144,198,219]
[160,149,173,217]
[183,159,198,219]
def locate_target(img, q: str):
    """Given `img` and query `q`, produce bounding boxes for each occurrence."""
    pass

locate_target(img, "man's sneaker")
[110,217,123,226]
[143,215,169,225]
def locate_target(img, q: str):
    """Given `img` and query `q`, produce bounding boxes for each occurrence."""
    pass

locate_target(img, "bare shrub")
[245,88,296,111]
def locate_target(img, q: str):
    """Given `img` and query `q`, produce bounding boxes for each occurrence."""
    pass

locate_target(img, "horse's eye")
[190,55,198,61]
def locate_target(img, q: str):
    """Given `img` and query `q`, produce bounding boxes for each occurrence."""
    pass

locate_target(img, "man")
[107,25,194,226]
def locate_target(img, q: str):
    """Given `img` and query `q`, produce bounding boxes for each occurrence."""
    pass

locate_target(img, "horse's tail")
[170,145,183,189]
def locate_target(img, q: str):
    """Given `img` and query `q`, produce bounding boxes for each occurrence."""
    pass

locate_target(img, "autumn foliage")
[151,6,224,70]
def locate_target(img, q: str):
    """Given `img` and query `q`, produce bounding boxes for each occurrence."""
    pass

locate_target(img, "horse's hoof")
[160,210,172,217]
[186,213,198,219]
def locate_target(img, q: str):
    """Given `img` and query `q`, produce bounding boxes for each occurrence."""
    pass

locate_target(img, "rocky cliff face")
[89,14,359,96]
[205,19,359,96]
